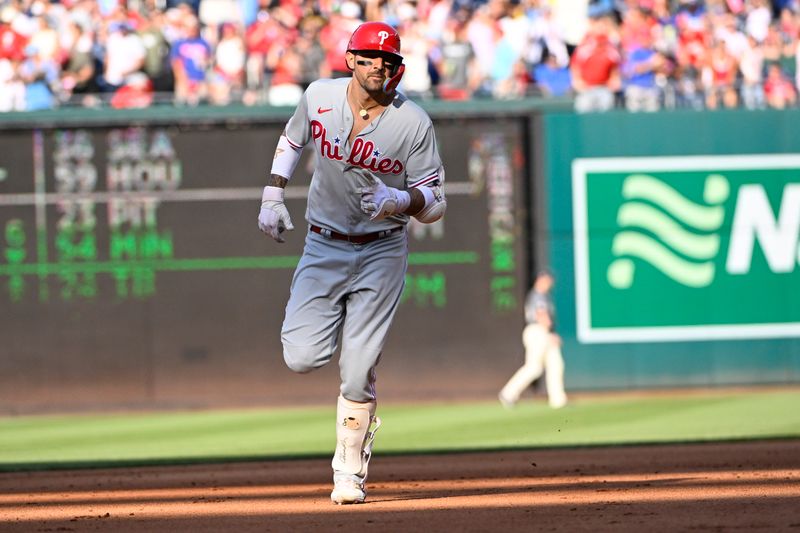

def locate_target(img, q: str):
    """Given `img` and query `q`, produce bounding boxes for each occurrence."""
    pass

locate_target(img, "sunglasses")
[354,53,399,73]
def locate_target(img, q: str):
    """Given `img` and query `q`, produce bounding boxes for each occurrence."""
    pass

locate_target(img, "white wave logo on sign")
[608,174,729,288]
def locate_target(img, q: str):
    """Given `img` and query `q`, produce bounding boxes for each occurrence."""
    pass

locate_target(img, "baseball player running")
[257,21,447,505]
[498,271,568,409]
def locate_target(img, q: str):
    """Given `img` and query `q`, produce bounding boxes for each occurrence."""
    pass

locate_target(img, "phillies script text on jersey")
[311,120,404,175]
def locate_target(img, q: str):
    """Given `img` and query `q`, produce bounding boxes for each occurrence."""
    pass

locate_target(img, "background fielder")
[257,21,447,505]
[499,271,568,409]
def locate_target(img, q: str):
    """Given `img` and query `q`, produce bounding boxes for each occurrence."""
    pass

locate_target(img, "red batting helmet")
[346,22,405,94]
[347,21,402,59]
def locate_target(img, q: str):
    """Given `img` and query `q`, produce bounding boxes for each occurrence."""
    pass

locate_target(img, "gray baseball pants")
[281,228,408,402]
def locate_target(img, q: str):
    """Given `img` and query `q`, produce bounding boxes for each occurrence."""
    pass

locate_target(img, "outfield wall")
[0,102,798,412]
[541,109,800,390]
[0,101,548,412]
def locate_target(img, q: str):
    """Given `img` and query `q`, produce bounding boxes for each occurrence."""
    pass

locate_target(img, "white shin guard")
[331,396,380,479]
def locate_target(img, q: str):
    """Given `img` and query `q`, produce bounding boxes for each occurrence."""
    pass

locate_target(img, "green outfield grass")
[0,388,798,472]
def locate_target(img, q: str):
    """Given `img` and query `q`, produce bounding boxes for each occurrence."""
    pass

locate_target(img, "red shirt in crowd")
[246,14,285,56]
[0,24,27,61]
[319,17,355,74]
[571,34,621,87]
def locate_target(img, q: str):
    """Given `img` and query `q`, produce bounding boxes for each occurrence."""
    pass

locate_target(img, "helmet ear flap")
[382,63,404,94]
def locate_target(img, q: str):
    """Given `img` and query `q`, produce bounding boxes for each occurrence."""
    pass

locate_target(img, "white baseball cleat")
[331,472,366,504]
[549,395,568,409]
[498,392,515,409]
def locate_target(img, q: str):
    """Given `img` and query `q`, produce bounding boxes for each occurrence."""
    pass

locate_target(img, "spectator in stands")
[318,0,361,78]
[137,11,173,93]
[0,6,28,64]
[761,21,784,67]
[28,15,59,64]
[396,4,435,98]
[0,56,25,111]
[209,21,246,105]
[436,5,478,100]
[18,44,59,110]
[491,38,528,99]
[491,1,529,99]
[671,0,710,109]
[702,38,739,108]
[467,0,505,96]
[764,61,797,107]
[675,0,711,72]
[425,0,454,42]
[531,45,572,97]
[745,0,772,43]
[522,1,569,73]
[170,14,211,105]
[621,31,665,111]
[364,0,405,26]
[715,12,749,61]
[244,0,290,100]
[109,71,154,108]
[571,12,622,112]
[294,13,326,91]
[672,62,705,108]
[739,34,766,109]
[264,26,303,106]
[651,0,679,55]
[58,19,96,104]
[620,7,664,111]
[621,4,657,54]
[99,21,146,95]
[777,15,798,83]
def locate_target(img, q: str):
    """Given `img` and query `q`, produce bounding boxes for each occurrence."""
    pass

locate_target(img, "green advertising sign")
[572,154,800,343]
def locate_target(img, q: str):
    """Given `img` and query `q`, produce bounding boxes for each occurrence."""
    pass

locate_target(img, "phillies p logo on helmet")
[347,22,402,58]
[346,22,405,94]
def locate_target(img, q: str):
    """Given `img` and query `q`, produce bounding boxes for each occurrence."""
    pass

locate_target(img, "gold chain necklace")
[348,83,383,119]
[358,103,382,119]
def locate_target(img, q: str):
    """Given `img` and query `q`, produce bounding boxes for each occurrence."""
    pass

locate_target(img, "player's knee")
[283,344,326,374]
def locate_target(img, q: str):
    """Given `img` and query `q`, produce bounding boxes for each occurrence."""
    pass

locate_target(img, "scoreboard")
[0,116,529,410]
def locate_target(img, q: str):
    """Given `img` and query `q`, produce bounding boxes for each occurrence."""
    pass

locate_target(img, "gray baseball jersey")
[283,77,444,235]
[525,289,556,330]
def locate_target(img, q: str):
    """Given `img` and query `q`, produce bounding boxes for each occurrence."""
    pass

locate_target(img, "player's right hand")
[258,186,294,243]
[360,177,410,221]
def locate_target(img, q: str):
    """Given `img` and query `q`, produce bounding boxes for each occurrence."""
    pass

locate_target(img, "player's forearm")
[404,187,425,216]
[269,174,288,188]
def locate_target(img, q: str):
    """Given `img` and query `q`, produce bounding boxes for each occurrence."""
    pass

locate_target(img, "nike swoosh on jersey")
[318,107,333,114]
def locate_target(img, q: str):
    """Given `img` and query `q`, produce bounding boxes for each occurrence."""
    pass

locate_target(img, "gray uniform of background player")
[280,77,444,402]
[499,272,568,409]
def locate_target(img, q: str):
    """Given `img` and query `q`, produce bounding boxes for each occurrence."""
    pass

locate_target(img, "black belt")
[309,224,404,244]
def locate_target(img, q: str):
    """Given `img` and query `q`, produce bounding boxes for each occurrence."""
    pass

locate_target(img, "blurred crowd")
[0,0,798,112]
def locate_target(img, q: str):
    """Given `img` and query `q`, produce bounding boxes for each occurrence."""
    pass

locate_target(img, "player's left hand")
[360,178,411,221]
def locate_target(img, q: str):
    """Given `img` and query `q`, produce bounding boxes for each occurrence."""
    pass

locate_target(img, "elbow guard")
[270,135,303,180]
[414,185,446,223]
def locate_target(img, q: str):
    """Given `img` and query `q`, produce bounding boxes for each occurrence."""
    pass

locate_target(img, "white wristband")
[418,185,435,205]
[270,135,302,180]
[396,190,411,213]
[262,185,284,203]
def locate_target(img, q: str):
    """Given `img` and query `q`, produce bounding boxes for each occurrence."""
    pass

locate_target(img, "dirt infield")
[1,439,798,532]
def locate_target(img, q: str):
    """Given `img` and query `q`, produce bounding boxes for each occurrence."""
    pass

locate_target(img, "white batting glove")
[258,186,294,243]
[360,178,411,221]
